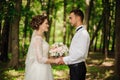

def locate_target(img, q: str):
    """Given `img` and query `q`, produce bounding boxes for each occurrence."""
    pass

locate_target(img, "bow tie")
[76,26,83,32]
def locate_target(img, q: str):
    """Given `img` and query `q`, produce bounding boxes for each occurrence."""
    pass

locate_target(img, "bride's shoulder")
[34,35,43,41]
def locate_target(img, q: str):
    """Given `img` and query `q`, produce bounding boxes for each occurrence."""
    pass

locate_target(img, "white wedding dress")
[24,30,54,80]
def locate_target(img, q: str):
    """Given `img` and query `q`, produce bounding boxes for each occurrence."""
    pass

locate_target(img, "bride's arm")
[45,58,58,64]
[34,36,47,63]
[34,36,57,64]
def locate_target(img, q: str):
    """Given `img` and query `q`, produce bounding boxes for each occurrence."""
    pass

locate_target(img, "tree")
[21,0,31,56]
[8,0,22,68]
[0,12,10,62]
[115,0,120,78]
[102,0,110,59]
[46,0,54,43]
[0,0,11,62]
[63,0,67,44]
[85,0,93,30]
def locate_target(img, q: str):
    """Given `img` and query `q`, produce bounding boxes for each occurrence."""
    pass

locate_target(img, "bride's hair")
[30,14,48,30]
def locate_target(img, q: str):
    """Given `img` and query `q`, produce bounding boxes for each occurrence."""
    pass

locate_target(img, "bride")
[24,14,57,80]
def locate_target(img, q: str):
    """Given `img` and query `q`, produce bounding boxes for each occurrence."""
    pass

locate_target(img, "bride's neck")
[35,30,44,38]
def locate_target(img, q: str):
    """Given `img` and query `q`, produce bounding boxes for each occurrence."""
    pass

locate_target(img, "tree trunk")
[0,0,11,62]
[115,0,120,78]
[110,1,116,52]
[99,31,103,52]
[103,0,110,59]
[8,0,22,68]
[52,6,57,43]
[94,34,98,52]
[63,0,67,44]
[0,21,1,59]
[90,12,103,47]
[22,0,30,56]
[85,0,93,30]
[46,0,51,43]
[0,16,10,62]
[0,0,3,61]
[111,29,115,52]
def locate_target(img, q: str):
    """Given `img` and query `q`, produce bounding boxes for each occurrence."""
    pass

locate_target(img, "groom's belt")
[68,61,85,67]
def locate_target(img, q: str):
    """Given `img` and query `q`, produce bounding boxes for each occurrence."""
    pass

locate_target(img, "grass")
[0,52,117,80]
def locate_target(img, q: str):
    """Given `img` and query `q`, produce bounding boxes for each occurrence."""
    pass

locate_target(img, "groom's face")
[69,12,77,27]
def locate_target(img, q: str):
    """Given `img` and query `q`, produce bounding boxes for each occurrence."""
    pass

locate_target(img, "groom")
[56,9,90,80]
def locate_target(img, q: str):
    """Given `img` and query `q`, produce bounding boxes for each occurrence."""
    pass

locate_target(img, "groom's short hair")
[70,9,84,22]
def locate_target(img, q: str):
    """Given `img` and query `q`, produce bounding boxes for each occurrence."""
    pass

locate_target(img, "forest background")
[0,0,120,80]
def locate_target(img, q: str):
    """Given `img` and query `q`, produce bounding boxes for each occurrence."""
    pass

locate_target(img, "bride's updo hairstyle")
[30,14,48,30]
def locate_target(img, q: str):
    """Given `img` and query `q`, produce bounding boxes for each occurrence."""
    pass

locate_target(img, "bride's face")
[39,19,49,32]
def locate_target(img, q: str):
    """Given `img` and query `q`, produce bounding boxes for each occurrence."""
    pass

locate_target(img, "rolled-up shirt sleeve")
[63,29,90,65]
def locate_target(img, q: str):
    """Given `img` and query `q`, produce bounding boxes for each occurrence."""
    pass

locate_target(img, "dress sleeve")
[34,36,48,63]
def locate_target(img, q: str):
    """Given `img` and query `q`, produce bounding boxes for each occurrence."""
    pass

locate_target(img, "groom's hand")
[56,57,64,65]
[55,58,61,64]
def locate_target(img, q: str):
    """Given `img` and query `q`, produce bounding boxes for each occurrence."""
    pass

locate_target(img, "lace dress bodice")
[25,30,54,80]
[25,31,49,65]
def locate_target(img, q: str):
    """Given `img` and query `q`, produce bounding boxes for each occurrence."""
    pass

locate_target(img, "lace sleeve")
[34,36,48,63]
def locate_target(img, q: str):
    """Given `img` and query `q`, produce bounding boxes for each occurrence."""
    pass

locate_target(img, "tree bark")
[85,0,93,30]
[0,0,3,61]
[21,0,30,56]
[63,0,67,44]
[0,0,11,62]
[111,29,115,52]
[0,20,2,61]
[0,16,10,62]
[94,34,98,51]
[52,3,56,43]
[115,0,120,77]
[46,0,54,43]
[102,0,110,59]
[8,0,22,68]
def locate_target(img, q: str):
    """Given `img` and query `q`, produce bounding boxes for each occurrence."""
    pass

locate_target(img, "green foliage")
[0,69,24,80]
[52,65,68,70]
[0,1,15,21]
[0,0,117,79]
[0,52,115,80]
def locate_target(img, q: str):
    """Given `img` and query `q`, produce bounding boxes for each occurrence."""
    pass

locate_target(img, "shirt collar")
[76,25,83,32]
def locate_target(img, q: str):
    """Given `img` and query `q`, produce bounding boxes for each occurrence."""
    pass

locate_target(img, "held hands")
[54,57,65,65]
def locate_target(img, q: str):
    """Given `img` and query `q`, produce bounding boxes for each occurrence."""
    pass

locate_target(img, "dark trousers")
[68,62,86,80]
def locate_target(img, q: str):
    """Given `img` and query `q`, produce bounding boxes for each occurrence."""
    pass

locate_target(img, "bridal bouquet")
[49,42,68,58]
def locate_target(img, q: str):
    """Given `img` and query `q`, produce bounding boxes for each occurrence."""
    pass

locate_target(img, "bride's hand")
[55,57,65,64]
[54,58,61,64]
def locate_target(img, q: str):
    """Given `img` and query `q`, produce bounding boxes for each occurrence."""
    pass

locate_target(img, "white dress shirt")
[63,25,90,65]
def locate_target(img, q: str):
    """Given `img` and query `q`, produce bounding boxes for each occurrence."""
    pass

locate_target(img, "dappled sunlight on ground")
[0,52,115,80]
[52,65,69,80]
[54,70,69,80]
[86,52,114,80]
[2,69,24,80]
[101,61,114,67]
